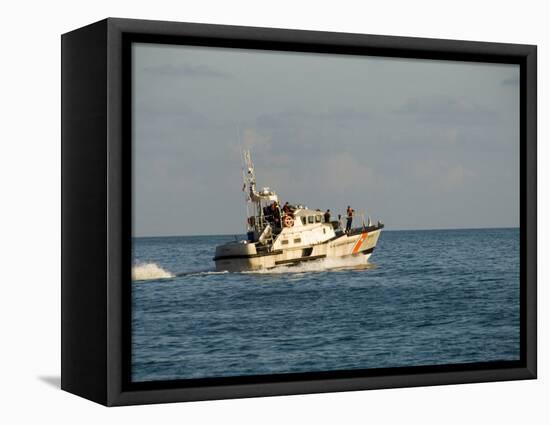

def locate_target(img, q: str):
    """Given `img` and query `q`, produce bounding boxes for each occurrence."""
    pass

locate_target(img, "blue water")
[131,228,520,382]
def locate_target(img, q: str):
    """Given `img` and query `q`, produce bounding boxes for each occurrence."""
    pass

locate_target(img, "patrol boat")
[213,150,384,272]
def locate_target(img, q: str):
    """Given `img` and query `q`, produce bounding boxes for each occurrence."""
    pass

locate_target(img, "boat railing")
[330,211,373,232]
[248,208,375,240]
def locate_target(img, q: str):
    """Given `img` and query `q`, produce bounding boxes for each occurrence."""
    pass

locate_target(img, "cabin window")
[281,240,289,245]
[301,217,306,225]
[308,216,314,224]
[315,215,322,223]
[294,238,301,243]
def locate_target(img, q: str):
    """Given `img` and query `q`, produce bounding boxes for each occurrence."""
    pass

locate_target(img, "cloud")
[321,153,377,190]
[394,95,497,125]
[319,108,370,122]
[251,108,372,157]
[256,108,370,129]
[413,159,476,190]
[242,128,271,150]
[501,76,519,86]
[143,63,231,79]
[134,102,211,132]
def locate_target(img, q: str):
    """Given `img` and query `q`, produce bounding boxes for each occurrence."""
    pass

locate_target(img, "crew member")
[346,206,354,232]
[263,205,272,223]
[282,201,292,215]
[272,201,281,227]
[324,209,331,223]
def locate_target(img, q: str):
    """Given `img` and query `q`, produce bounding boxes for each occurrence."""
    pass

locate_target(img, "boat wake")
[132,263,230,282]
[132,256,374,282]
[132,263,174,281]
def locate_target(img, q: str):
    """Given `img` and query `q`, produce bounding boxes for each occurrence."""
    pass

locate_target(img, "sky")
[132,43,519,237]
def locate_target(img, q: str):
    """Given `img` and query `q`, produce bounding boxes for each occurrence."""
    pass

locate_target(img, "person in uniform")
[272,201,281,227]
[324,209,331,223]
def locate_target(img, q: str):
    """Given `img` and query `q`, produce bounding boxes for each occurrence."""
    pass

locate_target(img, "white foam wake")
[132,263,174,281]
[244,255,373,274]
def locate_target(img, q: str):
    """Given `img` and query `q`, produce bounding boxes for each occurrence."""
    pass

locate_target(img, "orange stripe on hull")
[352,232,368,254]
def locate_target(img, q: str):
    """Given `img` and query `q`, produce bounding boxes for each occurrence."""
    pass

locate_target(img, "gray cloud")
[394,95,498,125]
[256,108,370,128]
[320,108,371,122]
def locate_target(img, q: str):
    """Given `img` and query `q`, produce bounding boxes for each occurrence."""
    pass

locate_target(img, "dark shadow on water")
[38,376,61,388]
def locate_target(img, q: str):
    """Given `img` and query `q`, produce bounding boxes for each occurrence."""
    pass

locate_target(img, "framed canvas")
[61,18,537,406]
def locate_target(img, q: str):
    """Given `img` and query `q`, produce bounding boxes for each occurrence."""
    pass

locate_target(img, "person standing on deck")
[282,202,292,215]
[324,209,331,223]
[346,206,354,233]
[272,201,281,227]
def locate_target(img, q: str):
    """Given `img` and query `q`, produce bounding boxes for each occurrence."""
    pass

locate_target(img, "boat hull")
[214,225,383,272]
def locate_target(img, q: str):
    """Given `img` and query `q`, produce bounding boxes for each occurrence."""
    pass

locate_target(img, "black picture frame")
[61,17,537,406]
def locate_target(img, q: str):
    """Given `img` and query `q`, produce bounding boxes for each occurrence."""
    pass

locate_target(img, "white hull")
[214,226,382,272]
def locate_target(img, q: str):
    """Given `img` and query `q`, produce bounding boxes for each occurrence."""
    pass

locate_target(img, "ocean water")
[131,228,520,382]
